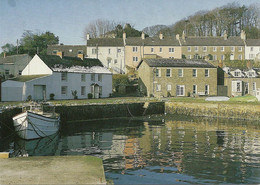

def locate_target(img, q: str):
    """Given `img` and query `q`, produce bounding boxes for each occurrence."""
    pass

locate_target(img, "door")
[34,85,46,100]
[94,85,99,99]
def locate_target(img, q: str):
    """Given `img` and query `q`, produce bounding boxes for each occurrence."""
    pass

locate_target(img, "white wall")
[1,81,25,101]
[87,46,125,74]
[245,46,260,60]
[22,55,53,75]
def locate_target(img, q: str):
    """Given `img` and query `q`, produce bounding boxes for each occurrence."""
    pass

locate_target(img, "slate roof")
[126,37,180,46]
[137,58,216,69]
[87,38,124,47]
[11,75,49,82]
[180,36,245,46]
[0,54,32,65]
[38,55,103,69]
[246,39,260,46]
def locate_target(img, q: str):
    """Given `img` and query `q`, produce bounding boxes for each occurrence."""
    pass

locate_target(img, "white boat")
[13,103,60,140]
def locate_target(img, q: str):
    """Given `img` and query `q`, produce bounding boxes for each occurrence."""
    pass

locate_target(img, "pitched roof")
[246,39,260,46]
[11,75,49,82]
[87,38,124,46]
[126,37,180,46]
[38,55,103,69]
[0,54,32,65]
[180,36,245,46]
[137,58,216,69]
[47,45,86,50]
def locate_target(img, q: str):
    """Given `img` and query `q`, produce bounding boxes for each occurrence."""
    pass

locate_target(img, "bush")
[71,90,78,99]
[88,93,93,99]
[50,93,55,100]
[26,95,32,101]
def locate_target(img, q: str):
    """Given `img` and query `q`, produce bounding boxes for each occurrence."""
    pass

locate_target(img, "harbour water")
[1,115,260,184]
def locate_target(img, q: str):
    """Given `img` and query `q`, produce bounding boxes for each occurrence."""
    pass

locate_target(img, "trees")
[1,43,16,56]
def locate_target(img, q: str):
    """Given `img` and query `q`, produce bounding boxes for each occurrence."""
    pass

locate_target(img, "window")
[203,46,207,52]
[99,86,102,96]
[231,47,235,52]
[98,74,102,82]
[248,71,254,77]
[78,50,83,54]
[81,74,86,82]
[92,48,97,54]
[151,48,154,53]
[133,47,138,52]
[5,69,9,75]
[176,85,185,96]
[205,85,209,95]
[178,69,183,77]
[234,71,240,77]
[117,49,121,53]
[193,85,197,94]
[238,55,242,60]
[61,86,67,95]
[234,81,241,92]
[192,69,197,77]
[187,47,191,52]
[221,47,224,52]
[188,55,192,59]
[114,59,117,64]
[169,48,174,53]
[166,69,171,77]
[156,84,161,92]
[133,57,138,62]
[221,55,225,60]
[167,84,172,91]
[156,68,161,77]
[213,47,217,52]
[253,82,256,91]
[91,74,95,81]
[195,46,198,52]
[108,48,111,54]
[61,73,67,81]
[205,69,209,77]
[250,47,254,52]
[52,50,58,55]
[160,48,163,53]
[213,55,217,60]
[69,49,73,52]
[81,86,86,96]
[238,46,242,52]
[18,70,22,75]
[194,54,199,59]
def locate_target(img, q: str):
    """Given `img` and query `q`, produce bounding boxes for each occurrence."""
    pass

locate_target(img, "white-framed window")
[81,74,86,82]
[166,68,171,77]
[92,48,97,54]
[250,47,254,52]
[192,85,197,94]
[221,55,225,60]
[156,68,161,77]
[213,47,217,52]
[169,48,174,53]
[178,69,183,77]
[213,55,217,60]
[156,84,161,92]
[98,74,102,82]
[81,86,86,96]
[195,46,198,52]
[192,69,197,77]
[232,81,242,92]
[133,56,138,62]
[205,69,209,77]
[167,84,172,91]
[160,48,163,53]
[238,46,242,52]
[238,55,242,60]
[61,73,67,81]
[61,86,67,95]
[221,46,224,52]
[151,48,154,53]
[176,85,185,96]
[108,48,111,54]
[205,85,209,95]
[91,74,95,81]
[203,46,207,52]
[253,82,256,91]
[231,46,235,52]
[133,46,138,52]
[248,72,255,77]
[187,46,191,52]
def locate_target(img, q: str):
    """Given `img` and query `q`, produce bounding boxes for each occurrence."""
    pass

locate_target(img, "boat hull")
[13,111,60,140]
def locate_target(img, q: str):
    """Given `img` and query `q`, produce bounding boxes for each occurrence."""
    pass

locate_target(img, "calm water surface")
[1,115,260,184]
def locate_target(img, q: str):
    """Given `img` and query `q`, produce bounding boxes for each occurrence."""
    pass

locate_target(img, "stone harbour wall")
[165,102,260,121]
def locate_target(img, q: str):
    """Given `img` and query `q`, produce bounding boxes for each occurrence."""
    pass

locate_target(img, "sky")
[0,0,259,53]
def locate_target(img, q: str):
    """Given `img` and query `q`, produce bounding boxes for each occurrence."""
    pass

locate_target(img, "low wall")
[166,102,260,121]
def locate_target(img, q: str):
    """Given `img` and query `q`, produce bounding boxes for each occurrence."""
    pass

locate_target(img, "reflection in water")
[5,116,260,184]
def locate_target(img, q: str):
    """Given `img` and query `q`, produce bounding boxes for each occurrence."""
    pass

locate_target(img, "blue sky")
[0,0,259,52]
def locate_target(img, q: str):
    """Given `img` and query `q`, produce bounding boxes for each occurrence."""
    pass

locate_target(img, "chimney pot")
[223,30,227,40]
[159,32,163,40]
[86,33,90,41]
[141,32,145,40]
[3,52,6,58]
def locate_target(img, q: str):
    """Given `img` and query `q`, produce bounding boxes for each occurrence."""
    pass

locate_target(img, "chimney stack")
[3,52,6,58]
[218,60,223,68]
[176,34,180,40]
[141,32,145,40]
[86,33,90,41]
[57,51,63,59]
[223,30,227,40]
[182,31,186,41]
[240,30,246,40]
[159,32,163,40]
[123,32,126,46]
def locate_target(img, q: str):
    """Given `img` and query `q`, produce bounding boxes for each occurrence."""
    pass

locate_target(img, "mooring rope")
[126,104,134,117]
[28,119,54,141]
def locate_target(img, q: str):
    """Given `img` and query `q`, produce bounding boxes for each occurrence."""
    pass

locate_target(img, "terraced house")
[180,31,246,61]
[245,39,260,61]
[124,32,182,70]
[137,58,217,97]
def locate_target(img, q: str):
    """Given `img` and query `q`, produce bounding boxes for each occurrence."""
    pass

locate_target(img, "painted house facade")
[0,54,32,79]
[1,55,112,101]
[245,39,260,61]
[86,37,125,74]
[137,58,217,97]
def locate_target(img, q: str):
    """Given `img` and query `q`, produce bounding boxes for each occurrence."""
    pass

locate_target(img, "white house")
[86,36,125,74]
[245,39,260,61]
[1,55,112,101]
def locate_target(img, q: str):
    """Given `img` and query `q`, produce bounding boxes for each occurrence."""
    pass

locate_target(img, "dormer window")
[234,71,240,77]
